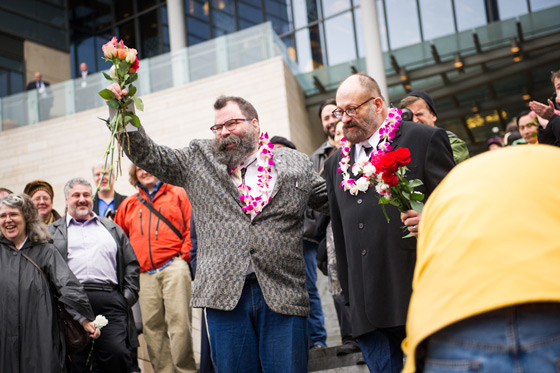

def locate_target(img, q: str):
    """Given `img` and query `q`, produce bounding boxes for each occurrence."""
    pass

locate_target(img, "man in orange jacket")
[115,164,196,373]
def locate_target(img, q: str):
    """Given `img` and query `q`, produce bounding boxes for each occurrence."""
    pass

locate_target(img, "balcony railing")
[0,22,296,132]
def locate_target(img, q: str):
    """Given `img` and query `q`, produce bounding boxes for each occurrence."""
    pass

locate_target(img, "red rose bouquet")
[97,37,144,192]
[370,148,424,230]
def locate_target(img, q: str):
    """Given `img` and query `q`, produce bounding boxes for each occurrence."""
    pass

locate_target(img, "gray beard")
[213,130,258,170]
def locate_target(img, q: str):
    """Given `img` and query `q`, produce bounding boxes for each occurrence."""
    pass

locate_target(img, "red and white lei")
[230,132,275,215]
[338,108,402,195]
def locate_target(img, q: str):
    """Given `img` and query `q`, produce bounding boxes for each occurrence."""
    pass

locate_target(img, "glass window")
[454,0,486,31]
[530,0,559,11]
[115,0,134,20]
[117,21,137,53]
[0,70,9,97]
[322,0,351,18]
[385,0,421,49]
[497,0,528,19]
[212,0,237,36]
[295,28,313,72]
[75,35,96,74]
[324,11,356,66]
[187,0,210,45]
[265,0,291,35]
[292,0,308,29]
[419,0,455,40]
[140,11,161,58]
[138,0,159,12]
[238,0,263,30]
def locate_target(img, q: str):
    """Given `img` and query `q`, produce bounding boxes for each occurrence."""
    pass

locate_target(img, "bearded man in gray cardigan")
[109,93,328,372]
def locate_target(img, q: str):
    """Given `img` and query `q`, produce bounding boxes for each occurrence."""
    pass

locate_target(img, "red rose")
[393,148,411,167]
[382,172,399,187]
[376,153,398,174]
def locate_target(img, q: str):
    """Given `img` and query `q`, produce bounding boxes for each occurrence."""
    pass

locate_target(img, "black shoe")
[356,356,366,365]
[336,343,361,356]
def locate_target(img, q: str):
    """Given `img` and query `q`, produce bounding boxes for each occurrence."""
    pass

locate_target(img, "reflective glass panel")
[212,0,236,36]
[530,0,559,11]
[187,0,210,45]
[385,0,421,49]
[322,0,351,18]
[497,0,528,19]
[419,0,455,40]
[454,0,486,31]
[238,0,264,30]
[324,11,356,66]
[140,11,161,58]
[265,0,291,35]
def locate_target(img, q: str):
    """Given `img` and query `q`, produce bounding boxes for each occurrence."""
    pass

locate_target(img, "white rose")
[93,315,109,329]
[363,163,376,177]
[352,163,362,176]
[356,177,370,192]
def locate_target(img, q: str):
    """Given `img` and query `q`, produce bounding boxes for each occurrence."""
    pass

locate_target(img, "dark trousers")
[70,289,132,373]
[333,294,356,346]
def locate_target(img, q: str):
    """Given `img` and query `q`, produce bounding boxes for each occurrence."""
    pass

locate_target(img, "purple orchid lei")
[338,108,403,195]
[232,132,275,215]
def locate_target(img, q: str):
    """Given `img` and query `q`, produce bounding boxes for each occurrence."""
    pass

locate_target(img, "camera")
[401,108,413,122]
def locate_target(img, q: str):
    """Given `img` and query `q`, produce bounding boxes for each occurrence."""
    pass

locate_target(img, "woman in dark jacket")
[0,193,99,373]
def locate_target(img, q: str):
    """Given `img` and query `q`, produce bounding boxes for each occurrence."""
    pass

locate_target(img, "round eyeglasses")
[332,97,376,119]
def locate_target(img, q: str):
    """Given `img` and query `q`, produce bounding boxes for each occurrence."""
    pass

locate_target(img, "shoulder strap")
[13,246,49,281]
[136,193,184,242]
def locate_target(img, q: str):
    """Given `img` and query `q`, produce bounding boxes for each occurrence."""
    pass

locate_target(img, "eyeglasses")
[210,118,252,134]
[332,97,376,119]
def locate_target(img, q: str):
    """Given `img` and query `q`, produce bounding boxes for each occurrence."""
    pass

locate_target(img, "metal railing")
[0,22,296,132]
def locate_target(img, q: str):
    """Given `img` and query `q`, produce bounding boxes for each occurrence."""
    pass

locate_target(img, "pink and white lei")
[338,108,402,195]
[230,132,275,215]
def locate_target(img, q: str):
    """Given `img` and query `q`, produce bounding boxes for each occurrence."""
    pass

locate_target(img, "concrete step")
[308,346,368,372]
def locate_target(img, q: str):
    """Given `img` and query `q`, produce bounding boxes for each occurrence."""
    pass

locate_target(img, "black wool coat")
[324,120,455,338]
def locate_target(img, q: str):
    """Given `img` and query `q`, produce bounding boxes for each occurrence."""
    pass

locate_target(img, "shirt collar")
[66,213,99,227]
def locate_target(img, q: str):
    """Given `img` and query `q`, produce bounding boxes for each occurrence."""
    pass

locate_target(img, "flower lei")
[230,132,275,215]
[338,108,402,195]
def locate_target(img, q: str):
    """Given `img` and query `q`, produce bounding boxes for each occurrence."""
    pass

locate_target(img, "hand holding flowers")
[97,36,144,194]
[85,315,109,366]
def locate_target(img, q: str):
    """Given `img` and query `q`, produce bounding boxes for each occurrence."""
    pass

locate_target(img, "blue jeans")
[357,326,406,373]
[422,302,560,373]
[303,239,327,347]
[206,274,308,372]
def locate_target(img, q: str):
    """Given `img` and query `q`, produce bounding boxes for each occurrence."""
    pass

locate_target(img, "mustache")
[217,134,241,151]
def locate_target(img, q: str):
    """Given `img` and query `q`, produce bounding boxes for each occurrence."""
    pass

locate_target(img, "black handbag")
[17,249,90,353]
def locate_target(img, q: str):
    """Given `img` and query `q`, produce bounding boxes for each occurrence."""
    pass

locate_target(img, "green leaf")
[128,85,137,97]
[133,95,144,111]
[106,99,119,109]
[408,179,424,188]
[125,73,138,85]
[411,192,425,201]
[125,113,141,127]
[98,89,115,100]
[117,62,130,76]
[124,98,133,106]
[410,199,424,213]
[102,72,115,82]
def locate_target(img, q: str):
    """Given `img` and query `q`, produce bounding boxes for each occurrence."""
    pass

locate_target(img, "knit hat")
[403,90,438,116]
[24,180,55,199]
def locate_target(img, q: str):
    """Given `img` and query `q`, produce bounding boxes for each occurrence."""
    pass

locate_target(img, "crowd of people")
[2,68,559,373]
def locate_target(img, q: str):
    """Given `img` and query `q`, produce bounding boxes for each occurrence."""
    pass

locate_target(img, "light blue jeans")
[422,302,560,373]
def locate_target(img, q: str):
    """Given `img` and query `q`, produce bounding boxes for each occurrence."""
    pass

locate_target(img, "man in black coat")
[324,73,455,372]
[49,177,139,373]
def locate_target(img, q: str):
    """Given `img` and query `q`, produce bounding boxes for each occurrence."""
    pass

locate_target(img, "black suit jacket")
[324,120,455,337]
[26,80,50,91]
[93,191,127,217]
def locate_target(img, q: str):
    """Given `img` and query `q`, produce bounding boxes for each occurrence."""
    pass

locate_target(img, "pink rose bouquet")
[97,37,144,190]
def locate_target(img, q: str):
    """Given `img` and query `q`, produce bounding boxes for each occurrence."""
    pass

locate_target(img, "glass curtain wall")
[67,0,550,77]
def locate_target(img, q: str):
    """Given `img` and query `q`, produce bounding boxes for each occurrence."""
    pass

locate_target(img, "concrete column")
[167,0,187,51]
[360,0,389,102]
